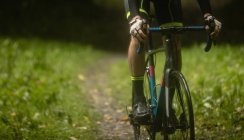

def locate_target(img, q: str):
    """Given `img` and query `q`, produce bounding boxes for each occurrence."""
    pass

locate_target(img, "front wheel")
[166,71,195,140]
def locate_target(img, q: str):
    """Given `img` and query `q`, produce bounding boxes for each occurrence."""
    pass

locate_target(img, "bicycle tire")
[164,70,195,140]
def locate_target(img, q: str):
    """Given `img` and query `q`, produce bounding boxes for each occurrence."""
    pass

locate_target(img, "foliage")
[183,45,244,139]
[107,45,244,139]
[0,38,104,139]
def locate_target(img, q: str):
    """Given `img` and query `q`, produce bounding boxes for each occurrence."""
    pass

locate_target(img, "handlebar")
[137,25,214,53]
[148,26,205,32]
[149,26,213,52]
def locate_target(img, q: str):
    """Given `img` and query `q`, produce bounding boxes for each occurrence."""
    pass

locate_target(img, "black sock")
[131,76,146,106]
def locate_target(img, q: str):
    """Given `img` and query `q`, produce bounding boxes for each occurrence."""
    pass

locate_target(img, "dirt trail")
[83,55,134,140]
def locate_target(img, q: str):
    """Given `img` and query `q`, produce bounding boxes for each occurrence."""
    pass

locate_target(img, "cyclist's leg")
[128,37,146,106]
[125,0,150,120]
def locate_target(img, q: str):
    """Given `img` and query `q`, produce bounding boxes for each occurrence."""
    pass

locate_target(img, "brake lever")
[204,35,212,52]
[205,35,218,52]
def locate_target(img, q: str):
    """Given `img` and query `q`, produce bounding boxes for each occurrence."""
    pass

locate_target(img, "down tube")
[149,65,157,116]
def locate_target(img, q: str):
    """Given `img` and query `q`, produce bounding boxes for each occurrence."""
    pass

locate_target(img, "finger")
[210,30,219,39]
[135,30,144,42]
[138,29,147,39]
[216,20,222,30]
[217,24,222,31]
[210,32,218,39]
[216,25,221,32]
[135,29,147,42]
[211,32,217,38]
[136,34,143,42]
[214,25,220,33]
[212,26,220,38]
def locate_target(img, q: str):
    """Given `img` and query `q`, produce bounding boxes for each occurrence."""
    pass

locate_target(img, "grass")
[107,44,244,139]
[0,38,243,139]
[183,45,244,139]
[0,38,105,140]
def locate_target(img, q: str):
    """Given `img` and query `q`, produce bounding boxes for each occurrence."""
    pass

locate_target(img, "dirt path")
[83,55,134,140]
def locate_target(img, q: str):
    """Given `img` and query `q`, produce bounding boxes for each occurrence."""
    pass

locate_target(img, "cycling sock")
[131,76,146,106]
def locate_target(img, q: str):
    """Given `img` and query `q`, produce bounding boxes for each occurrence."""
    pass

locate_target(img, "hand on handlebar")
[204,14,222,40]
[129,16,148,42]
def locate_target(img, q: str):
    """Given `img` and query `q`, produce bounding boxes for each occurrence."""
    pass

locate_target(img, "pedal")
[126,105,153,125]
[131,113,152,125]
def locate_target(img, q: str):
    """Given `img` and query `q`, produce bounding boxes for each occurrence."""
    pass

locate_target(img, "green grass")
[0,38,105,140]
[107,44,244,139]
[1,38,243,139]
[183,45,244,139]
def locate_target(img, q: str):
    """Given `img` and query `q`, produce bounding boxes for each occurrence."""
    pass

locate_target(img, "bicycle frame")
[144,26,211,132]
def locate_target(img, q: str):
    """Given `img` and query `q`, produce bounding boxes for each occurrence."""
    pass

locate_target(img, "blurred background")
[0,0,243,52]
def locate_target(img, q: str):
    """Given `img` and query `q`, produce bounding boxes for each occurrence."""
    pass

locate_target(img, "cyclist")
[124,0,222,122]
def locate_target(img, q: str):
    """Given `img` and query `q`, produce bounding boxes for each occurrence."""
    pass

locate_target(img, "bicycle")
[128,24,214,140]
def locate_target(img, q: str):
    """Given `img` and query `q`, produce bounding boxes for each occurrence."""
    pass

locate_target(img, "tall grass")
[0,38,104,140]
[107,44,244,139]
